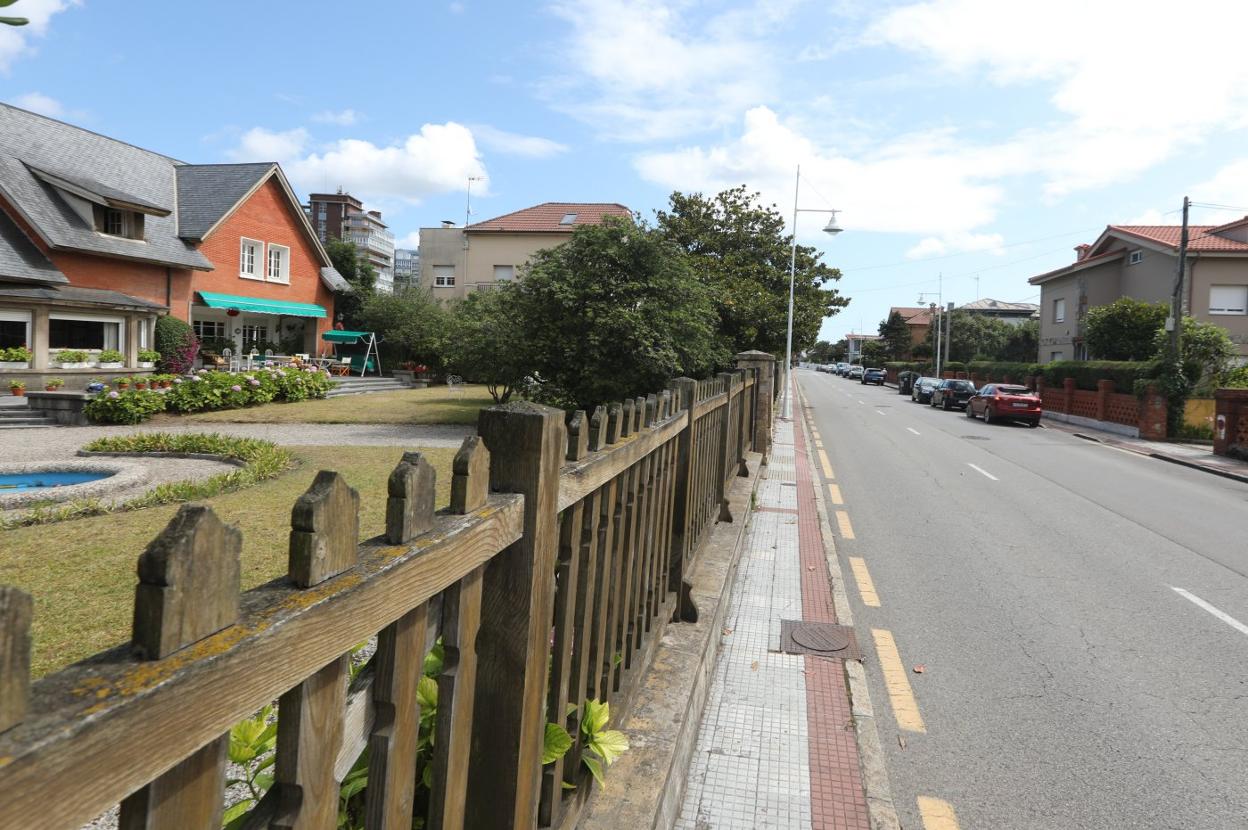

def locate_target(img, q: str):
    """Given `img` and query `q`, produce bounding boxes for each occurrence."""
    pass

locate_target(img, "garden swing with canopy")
[321,330,382,377]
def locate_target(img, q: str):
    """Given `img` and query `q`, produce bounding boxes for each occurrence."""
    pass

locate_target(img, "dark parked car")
[929,379,977,410]
[862,367,886,385]
[967,383,1042,427]
[836,362,850,376]
[911,377,941,404]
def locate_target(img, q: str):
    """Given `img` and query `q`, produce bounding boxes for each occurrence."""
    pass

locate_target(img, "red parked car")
[966,384,1042,427]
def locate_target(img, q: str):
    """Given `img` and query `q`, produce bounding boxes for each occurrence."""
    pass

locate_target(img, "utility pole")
[945,301,954,371]
[1167,196,1190,364]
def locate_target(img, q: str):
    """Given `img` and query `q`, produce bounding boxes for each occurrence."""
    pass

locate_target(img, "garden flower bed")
[83,365,334,424]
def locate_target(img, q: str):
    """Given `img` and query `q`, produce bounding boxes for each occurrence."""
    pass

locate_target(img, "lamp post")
[785,164,842,418]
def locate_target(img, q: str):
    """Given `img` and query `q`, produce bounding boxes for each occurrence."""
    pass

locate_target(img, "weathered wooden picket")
[0,352,774,830]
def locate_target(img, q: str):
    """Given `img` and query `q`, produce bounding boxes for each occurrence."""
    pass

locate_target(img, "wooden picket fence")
[0,352,774,830]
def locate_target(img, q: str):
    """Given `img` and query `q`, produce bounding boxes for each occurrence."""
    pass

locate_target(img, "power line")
[837,226,1099,273]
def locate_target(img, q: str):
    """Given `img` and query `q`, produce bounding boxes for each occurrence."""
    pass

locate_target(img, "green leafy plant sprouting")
[223,705,277,830]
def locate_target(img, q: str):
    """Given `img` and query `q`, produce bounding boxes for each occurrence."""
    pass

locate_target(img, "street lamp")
[785,164,842,418]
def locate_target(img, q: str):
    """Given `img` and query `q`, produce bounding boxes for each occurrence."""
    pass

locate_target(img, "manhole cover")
[961,435,989,440]
[779,620,861,659]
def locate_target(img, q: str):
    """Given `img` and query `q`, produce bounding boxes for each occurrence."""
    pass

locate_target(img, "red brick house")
[0,103,347,388]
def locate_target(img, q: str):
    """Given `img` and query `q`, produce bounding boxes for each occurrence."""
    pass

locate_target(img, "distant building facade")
[845,333,881,363]
[418,202,631,300]
[393,248,419,291]
[956,298,1039,326]
[305,190,395,293]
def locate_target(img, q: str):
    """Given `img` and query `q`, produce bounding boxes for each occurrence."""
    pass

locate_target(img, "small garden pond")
[0,471,113,491]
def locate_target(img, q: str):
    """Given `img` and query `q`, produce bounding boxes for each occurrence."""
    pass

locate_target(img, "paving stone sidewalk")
[677,403,869,829]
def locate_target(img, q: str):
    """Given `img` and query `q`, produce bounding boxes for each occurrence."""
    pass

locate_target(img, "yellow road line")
[848,557,880,606]
[917,796,960,830]
[835,510,855,539]
[817,448,834,479]
[871,628,926,732]
[827,483,843,505]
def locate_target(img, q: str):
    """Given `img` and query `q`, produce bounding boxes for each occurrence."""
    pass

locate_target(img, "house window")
[93,206,144,240]
[433,265,455,287]
[49,315,122,350]
[267,243,290,283]
[1128,250,1143,265]
[193,319,227,341]
[493,265,515,282]
[0,309,31,350]
[1209,285,1248,315]
[240,238,261,279]
[1053,298,1066,323]
[241,323,269,352]
[1050,351,1063,362]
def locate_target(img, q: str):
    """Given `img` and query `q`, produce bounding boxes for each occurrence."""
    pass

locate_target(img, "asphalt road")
[797,369,1248,830]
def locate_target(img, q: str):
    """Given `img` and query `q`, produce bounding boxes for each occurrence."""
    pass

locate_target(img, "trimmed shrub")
[1041,360,1162,391]
[83,389,167,424]
[155,316,199,374]
[966,361,1043,382]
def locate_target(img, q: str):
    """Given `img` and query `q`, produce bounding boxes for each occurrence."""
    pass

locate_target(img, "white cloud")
[0,0,75,72]
[13,91,63,117]
[543,0,785,141]
[396,230,422,248]
[636,107,1006,239]
[906,232,1004,259]
[868,0,1248,197]
[471,125,568,158]
[1191,160,1248,212]
[311,109,360,126]
[228,127,310,162]
[448,1,465,12]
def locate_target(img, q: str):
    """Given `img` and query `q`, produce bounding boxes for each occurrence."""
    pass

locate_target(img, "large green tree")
[1151,316,1237,393]
[443,287,531,403]
[356,286,448,370]
[926,311,1012,363]
[806,340,836,364]
[655,186,849,358]
[326,237,377,328]
[514,216,727,409]
[1001,319,1040,363]
[1083,298,1168,360]
[878,311,911,359]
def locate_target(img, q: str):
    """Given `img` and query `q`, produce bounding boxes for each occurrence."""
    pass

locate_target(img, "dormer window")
[1128,250,1143,265]
[92,205,144,240]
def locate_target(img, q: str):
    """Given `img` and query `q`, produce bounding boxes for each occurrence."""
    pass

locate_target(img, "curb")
[1068,431,1248,485]
[791,379,902,830]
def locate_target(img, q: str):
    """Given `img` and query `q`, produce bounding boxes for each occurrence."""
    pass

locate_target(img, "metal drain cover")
[779,620,861,659]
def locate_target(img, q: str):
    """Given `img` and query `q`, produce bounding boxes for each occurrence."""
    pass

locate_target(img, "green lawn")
[0,445,455,678]
[159,384,495,425]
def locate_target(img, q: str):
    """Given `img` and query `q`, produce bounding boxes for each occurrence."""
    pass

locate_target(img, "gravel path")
[0,422,475,464]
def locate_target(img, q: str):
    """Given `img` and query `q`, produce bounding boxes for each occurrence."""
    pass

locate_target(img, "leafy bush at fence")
[966,361,1043,382]
[1222,366,1248,388]
[83,366,334,424]
[1041,360,1161,391]
[155,315,199,374]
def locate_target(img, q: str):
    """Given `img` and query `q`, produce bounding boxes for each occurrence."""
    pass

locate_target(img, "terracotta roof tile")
[1110,224,1248,252]
[889,305,934,326]
[467,202,631,233]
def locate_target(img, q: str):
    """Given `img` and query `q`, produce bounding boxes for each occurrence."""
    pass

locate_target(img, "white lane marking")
[966,463,998,481]
[858,400,866,405]
[875,409,887,416]
[907,427,920,435]
[1171,587,1248,637]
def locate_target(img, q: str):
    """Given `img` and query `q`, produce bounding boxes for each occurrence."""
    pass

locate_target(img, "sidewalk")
[676,397,879,829]
[1042,420,1248,484]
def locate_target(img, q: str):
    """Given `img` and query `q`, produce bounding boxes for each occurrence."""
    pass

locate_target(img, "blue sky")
[6,0,1248,344]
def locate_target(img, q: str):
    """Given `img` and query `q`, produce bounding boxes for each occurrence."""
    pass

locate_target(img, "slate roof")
[0,209,65,285]
[0,283,166,310]
[467,202,632,233]
[958,298,1039,313]
[0,104,211,270]
[176,163,276,241]
[320,266,350,293]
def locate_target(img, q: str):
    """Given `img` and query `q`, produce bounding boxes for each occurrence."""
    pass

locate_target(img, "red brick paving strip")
[789,400,871,830]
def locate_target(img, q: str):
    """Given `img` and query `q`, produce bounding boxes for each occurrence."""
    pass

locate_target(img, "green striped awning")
[197,291,327,318]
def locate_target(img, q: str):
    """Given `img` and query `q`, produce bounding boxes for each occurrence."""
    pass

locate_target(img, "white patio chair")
[446,375,465,397]
[222,348,240,372]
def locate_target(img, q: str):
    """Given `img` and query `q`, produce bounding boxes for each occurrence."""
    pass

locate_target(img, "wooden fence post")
[467,402,565,830]
[566,410,589,461]
[385,452,436,544]
[120,505,242,830]
[667,377,698,622]
[735,351,775,457]
[0,587,32,734]
[588,405,607,452]
[273,472,359,830]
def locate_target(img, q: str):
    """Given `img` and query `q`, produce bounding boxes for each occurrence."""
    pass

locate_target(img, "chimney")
[1074,243,1091,262]
[441,220,456,228]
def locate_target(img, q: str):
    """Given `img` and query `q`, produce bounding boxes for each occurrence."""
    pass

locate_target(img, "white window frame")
[1128,250,1143,265]
[48,312,125,352]
[1209,284,1248,315]
[1053,298,1066,323]
[267,242,291,283]
[493,264,515,283]
[239,237,262,280]
[433,265,456,288]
